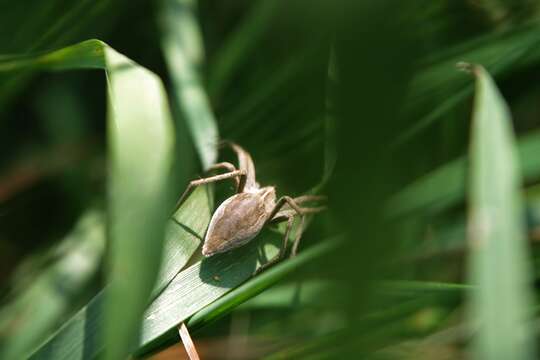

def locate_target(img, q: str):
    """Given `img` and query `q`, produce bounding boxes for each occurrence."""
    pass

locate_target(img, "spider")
[174,142,325,271]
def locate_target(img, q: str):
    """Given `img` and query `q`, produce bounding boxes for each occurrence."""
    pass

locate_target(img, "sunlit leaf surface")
[467,65,536,359]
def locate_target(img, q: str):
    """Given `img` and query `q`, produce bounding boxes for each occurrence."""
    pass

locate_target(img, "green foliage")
[467,65,535,359]
[0,40,175,359]
[0,211,104,359]
[2,1,540,359]
[160,0,218,169]
[30,185,212,359]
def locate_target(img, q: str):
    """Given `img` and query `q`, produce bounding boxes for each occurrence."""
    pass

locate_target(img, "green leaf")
[186,242,338,331]
[0,40,105,72]
[0,39,175,360]
[0,211,105,359]
[137,237,339,355]
[466,65,536,359]
[160,0,218,170]
[32,233,336,359]
[30,185,212,359]
[104,46,174,360]
[155,185,213,293]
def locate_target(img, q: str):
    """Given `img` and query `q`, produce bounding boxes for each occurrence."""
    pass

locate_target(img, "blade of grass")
[103,45,174,360]
[185,240,339,331]
[33,231,315,359]
[136,237,340,356]
[137,232,282,355]
[466,64,536,359]
[155,185,213,294]
[160,0,218,170]
[0,39,175,360]
[0,211,105,359]
[30,185,212,359]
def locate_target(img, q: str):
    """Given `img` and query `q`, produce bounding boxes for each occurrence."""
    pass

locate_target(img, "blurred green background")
[2,0,540,359]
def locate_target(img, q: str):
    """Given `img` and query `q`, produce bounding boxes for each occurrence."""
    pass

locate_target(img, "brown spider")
[175,142,325,271]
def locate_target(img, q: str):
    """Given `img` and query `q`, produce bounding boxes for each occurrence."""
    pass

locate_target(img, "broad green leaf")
[0,39,175,360]
[155,185,213,293]
[137,238,339,355]
[466,65,536,359]
[388,128,540,216]
[30,185,212,359]
[32,234,335,358]
[160,0,218,170]
[0,211,105,359]
[137,233,281,354]
[104,45,174,360]
[186,243,338,331]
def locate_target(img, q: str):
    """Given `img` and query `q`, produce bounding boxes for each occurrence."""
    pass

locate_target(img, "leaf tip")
[456,61,479,75]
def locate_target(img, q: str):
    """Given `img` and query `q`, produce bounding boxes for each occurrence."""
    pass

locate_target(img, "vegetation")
[2,1,540,359]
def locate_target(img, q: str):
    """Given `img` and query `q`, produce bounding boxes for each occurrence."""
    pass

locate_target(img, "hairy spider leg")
[175,143,256,213]
[220,141,258,191]
[174,169,246,212]
[255,196,325,273]
[209,162,240,188]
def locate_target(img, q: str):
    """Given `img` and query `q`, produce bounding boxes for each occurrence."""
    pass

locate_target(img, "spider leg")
[277,195,326,213]
[270,206,325,223]
[269,209,295,223]
[255,214,294,274]
[219,141,258,190]
[291,214,306,257]
[292,195,327,205]
[207,162,246,192]
[268,196,303,220]
[268,196,326,220]
[271,196,326,255]
[173,169,246,212]
[254,197,325,273]
[208,161,237,183]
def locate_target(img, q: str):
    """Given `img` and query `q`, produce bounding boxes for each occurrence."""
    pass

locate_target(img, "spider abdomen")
[202,187,276,257]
